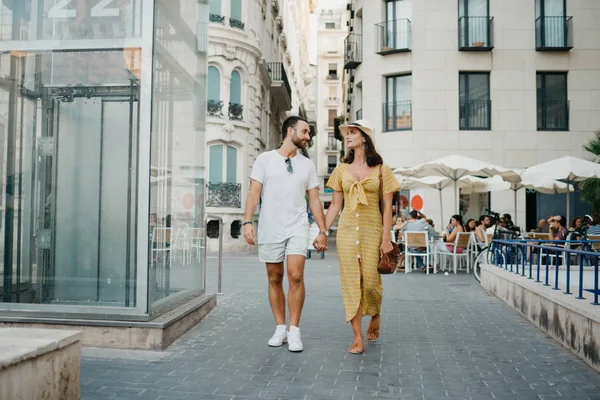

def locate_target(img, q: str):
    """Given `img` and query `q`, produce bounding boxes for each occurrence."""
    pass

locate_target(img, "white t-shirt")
[250,150,319,244]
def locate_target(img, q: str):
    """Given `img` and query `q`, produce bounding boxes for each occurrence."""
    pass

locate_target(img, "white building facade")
[315,7,348,206]
[343,0,600,229]
[205,0,317,251]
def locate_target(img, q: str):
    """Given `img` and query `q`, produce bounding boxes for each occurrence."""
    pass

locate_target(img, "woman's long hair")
[451,214,464,230]
[341,129,383,167]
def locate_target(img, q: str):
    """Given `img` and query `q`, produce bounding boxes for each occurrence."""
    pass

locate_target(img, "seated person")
[475,215,492,247]
[434,215,465,256]
[397,210,435,272]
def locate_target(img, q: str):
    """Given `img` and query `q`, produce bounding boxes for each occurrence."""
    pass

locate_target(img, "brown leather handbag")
[377,165,400,274]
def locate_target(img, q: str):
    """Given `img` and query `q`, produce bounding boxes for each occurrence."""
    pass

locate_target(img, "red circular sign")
[411,195,424,211]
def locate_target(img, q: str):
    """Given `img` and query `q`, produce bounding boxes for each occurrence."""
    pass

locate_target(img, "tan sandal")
[367,316,380,341]
[349,343,364,354]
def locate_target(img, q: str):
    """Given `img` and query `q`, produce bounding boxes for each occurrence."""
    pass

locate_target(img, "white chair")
[188,227,204,262]
[404,231,431,274]
[151,227,172,269]
[438,232,471,274]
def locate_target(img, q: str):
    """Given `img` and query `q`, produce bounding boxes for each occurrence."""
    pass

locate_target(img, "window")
[231,0,242,20]
[384,75,412,131]
[324,179,333,193]
[328,155,337,174]
[230,70,241,105]
[384,0,412,51]
[328,63,337,79]
[209,145,237,183]
[207,66,220,101]
[535,0,571,49]
[327,133,338,151]
[325,22,336,29]
[458,0,492,49]
[328,110,337,127]
[209,0,221,15]
[537,72,568,131]
[459,72,491,130]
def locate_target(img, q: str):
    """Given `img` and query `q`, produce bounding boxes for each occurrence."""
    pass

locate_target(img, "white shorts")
[258,236,308,263]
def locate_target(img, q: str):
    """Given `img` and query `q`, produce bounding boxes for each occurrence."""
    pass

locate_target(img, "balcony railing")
[327,136,339,151]
[459,100,491,130]
[375,19,412,55]
[458,16,494,51]
[206,182,241,208]
[327,166,336,174]
[326,73,339,80]
[229,17,245,30]
[536,16,573,51]
[537,100,569,131]
[356,109,362,120]
[228,103,243,121]
[267,62,292,110]
[383,101,412,131]
[344,34,362,69]
[207,99,224,117]
[209,13,225,23]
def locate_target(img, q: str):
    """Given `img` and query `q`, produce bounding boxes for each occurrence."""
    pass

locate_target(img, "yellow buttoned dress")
[326,163,400,322]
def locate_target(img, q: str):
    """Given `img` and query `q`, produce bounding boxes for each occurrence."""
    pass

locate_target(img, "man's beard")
[292,135,306,149]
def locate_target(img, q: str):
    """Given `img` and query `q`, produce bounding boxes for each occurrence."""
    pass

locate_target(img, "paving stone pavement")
[81,250,600,400]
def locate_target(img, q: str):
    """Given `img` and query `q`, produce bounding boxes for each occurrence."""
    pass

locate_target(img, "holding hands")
[313,231,329,253]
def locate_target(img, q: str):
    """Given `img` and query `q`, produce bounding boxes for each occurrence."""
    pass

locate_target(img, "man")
[243,116,328,352]
[475,215,492,245]
[397,210,435,272]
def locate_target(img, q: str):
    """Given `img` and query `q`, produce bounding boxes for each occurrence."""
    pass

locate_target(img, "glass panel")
[0,0,143,41]
[207,66,220,101]
[0,49,140,306]
[209,0,221,15]
[149,0,207,308]
[230,70,241,105]
[226,146,236,184]
[209,145,223,183]
[230,0,242,20]
[460,73,490,130]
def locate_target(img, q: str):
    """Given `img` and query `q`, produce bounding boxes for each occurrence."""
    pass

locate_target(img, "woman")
[570,217,583,231]
[549,215,569,240]
[435,215,465,255]
[465,218,476,233]
[325,120,399,354]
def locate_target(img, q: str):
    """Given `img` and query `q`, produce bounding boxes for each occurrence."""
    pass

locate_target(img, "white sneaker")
[287,326,303,352]
[267,325,288,347]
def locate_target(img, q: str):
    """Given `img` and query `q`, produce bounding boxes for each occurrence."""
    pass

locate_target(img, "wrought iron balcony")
[458,16,494,51]
[459,100,491,130]
[209,13,225,23]
[229,18,244,30]
[537,100,569,131]
[267,62,292,110]
[375,19,412,55]
[383,101,412,132]
[344,33,362,69]
[356,109,362,120]
[327,166,336,174]
[207,100,224,117]
[206,182,241,208]
[536,16,573,51]
[228,103,243,121]
[326,73,339,80]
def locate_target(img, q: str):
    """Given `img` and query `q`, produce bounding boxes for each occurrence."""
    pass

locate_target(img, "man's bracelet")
[243,221,253,226]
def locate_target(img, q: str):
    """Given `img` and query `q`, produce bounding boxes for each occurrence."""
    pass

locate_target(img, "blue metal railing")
[491,239,600,305]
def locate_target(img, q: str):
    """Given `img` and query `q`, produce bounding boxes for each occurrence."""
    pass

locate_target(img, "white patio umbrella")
[397,175,496,227]
[394,155,520,214]
[521,156,600,222]
[462,175,573,226]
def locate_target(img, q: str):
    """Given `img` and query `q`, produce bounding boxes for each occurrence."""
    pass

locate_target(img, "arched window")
[230,70,241,105]
[209,0,221,16]
[207,66,220,101]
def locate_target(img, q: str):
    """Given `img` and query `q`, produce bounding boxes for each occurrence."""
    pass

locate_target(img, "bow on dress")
[348,180,369,210]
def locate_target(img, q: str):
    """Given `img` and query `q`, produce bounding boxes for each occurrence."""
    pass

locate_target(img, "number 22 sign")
[48,0,121,18]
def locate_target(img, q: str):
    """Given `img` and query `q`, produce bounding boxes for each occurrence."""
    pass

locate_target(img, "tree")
[582,130,600,212]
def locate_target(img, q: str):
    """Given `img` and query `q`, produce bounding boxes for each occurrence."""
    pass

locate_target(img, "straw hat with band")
[338,120,375,141]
